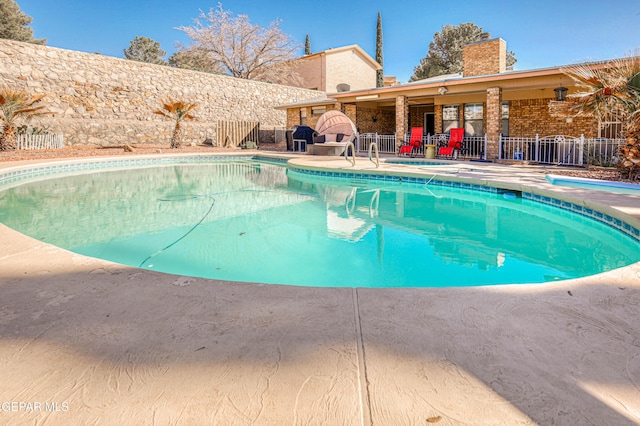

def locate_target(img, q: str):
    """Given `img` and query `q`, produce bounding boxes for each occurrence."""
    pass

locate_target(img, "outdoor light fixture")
[438,87,448,95]
[355,94,379,100]
[554,86,568,101]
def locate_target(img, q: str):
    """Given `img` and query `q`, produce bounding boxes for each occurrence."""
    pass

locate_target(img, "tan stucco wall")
[290,55,325,91]
[325,49,377,93]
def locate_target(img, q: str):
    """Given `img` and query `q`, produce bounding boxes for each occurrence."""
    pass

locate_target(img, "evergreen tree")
[304,34,311,55]
[410,23,516,81]
[168,49,223,73]
[376,12,383,88]
[123,36,167,65]
[0,0,45,44]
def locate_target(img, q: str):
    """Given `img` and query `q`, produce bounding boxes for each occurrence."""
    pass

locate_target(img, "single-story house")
[277,38,625,163]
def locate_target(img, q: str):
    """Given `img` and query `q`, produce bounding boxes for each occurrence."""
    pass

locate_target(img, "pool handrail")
[344,141,356,166]
[368,142,380,168]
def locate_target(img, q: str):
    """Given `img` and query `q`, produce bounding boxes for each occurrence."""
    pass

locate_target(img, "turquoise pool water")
[1,160,639,288]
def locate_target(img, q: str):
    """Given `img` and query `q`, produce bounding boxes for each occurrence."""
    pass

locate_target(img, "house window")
[300,108,307,126]
[464,103,483,136]
[501,102,510,137]
[312,106,326,115]
[442,105,459,133]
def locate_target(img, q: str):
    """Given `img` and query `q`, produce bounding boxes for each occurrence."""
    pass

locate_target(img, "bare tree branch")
[177,3,301,82]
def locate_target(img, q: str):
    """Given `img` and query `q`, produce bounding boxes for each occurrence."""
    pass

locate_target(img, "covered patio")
[279,38,625,167]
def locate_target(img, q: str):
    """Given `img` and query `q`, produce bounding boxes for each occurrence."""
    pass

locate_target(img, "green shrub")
[16,125,51,135]
[241,140,258,149]
[585,146,619,168]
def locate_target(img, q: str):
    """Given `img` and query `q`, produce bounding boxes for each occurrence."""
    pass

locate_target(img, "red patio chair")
[398,127,423,157]
[438,128,464,158]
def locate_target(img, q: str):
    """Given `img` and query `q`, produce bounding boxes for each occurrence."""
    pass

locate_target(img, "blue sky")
[21,0,640,83]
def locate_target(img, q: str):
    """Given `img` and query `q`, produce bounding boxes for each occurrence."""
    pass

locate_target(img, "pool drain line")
[425,174,439,185]
[137,189,319,268]
[424,169,461,186]
[138,195,216,268]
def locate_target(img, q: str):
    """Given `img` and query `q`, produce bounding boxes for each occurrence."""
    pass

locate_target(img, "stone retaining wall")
[0,40,322,146]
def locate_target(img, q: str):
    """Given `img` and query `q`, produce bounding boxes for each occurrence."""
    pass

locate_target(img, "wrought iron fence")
[499,134,625,166]
[459,135,486,160]
[357,133,397,154]
[423,133,487,160]
[585,138,624,167]
[354,132,623,166]
[356,132,488,159]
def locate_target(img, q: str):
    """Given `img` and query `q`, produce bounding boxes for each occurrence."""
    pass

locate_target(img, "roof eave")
[331,57,633,99]
[274,98,337,110]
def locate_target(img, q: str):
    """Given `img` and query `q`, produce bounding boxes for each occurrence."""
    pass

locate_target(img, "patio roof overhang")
[327,66,573,105]
[276,58,630,110]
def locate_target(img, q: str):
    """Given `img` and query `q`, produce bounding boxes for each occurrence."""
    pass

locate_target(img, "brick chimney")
[462,38,506,77]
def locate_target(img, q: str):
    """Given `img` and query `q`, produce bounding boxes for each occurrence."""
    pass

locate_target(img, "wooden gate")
[216,121,259,147]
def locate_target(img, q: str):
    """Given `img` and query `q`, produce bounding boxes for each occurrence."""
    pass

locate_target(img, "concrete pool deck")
[1,153,639,425]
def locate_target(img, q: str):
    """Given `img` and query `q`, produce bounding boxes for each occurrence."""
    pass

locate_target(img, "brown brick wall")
[408,108,419,129]
[355,107,395,134]
[395,96,408,145]
[408,106,435,133]
[427,97,596,141]
[286,105,339,129]
[435,107,443,134]
[286,109,299,129]
[462,39,506,77]
[509,98,596,137]
[486,87,502,159]
[342,104,357,134]
[307,109,320,129]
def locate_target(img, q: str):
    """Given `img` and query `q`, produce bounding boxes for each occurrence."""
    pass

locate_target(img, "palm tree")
[153,99,198,148]
[0,88,51,151]
[560,54,640,180]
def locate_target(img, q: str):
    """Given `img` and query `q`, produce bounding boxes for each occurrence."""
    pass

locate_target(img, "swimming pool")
[1,158,639,288]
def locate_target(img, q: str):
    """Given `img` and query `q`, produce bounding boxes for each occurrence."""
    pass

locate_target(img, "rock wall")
[0,39,322,146]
